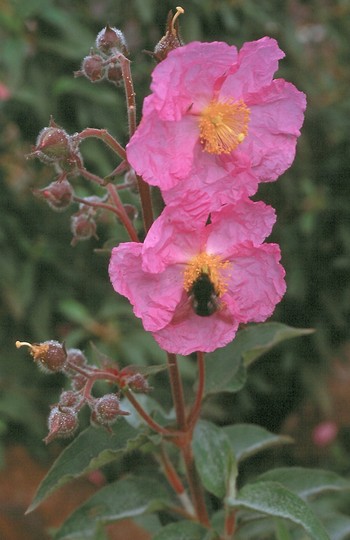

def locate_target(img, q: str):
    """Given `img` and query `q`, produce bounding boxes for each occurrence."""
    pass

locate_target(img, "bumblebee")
[189,271,220,317]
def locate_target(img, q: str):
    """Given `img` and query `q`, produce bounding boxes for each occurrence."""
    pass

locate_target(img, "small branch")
[78,167,106,186]
[136,173,154,233]
[166,351,210,526]
[117,54,137,137]
[224,508,236,539]
[106,183,140,242]
[107,53,154,233]
[123,388,175,437]
[167,352,187,431]
[73,195,122,216]
[182,444,211,527]
[78,128,126,161]
[158,444,196,517]
[187,351,205,428]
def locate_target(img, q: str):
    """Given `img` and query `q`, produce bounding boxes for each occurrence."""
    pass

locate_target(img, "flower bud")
[96,25,128,56]
[90,393,129,427]
[44,406,78,443]
[145,7,184,63]
[106,64,123,86]
[71,373,88,392]
[65,348,88,370]
[58,390,82,409]
[78,54,105,82]
[32,121,71,163]
[32,177,73,212]
[70,212,98,246]
[16,340,67,373]
[119,367,150,393]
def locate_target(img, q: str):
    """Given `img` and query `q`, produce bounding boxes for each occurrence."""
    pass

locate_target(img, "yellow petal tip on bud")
[15,340,32,350]
[172,6,185,34]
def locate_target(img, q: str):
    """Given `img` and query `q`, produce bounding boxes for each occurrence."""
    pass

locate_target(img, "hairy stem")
[123,388,175,437]
[166,352,210,526]
[187,351,205,428]
[106,183,140,242]
[78,128,126,160]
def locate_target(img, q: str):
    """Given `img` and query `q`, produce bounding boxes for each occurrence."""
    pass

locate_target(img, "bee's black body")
[189,272,219,317]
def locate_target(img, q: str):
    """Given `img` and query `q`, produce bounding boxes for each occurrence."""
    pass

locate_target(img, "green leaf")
[27,419,144,512]
[257,467,350,500]
[153,521,211,540]
[223,424,293,463]
[322,513,350,540]
[193,420,236,499]
[227,481,330,540]
[54,476,174,540]
[204,352,246,396]
[238,323,314,367]
[204,323,312,396]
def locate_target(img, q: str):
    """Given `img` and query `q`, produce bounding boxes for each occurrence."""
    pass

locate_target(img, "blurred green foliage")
[1,0,350,464]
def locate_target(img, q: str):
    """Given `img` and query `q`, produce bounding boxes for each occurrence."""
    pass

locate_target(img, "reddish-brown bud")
[58,390,82,409]
[119,367,150,393]
[78,54,105,82]
[44,406,78,443]
[65,348,88,370]
[32,177,73,212]
[32,123,70,163]
[16,340,67,373]
[70,212,98,246]
[96,25,128,56]
[145,7,184,63]
[71,373,88,392]
[90,394,129,427]
[128,373,150,393]
[106,64,123,86]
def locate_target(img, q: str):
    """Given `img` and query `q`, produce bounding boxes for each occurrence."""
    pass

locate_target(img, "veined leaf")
[193,420,237,499]
[223,424,292,463]
[204,323,312,396]
[257,467,350,500]
[227,481,330,540]
[55,476,174,540]
[28,419,144,512]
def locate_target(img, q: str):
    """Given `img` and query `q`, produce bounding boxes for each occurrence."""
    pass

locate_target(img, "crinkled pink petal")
[150,41,238,121]
[242,79,307,181]
[126,96,198,189]
[162,149,259,211]
[206,200,276,258]
[142,195,210,273]
[152,307,239,356]
[109,243,184,331]
[219,37,285,98]
[224,242,286,322]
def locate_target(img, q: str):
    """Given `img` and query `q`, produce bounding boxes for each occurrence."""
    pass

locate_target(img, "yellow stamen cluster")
[183,252,230,296]
[199,99,250,154]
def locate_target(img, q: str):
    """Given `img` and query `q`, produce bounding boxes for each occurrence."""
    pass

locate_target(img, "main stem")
[166,352,210,526]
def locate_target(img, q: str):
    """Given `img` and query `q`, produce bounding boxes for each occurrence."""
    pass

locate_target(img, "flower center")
[199,99,250,154]
[183,252,230,296]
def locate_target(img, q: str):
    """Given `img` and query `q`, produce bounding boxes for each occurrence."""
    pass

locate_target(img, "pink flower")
[109,198,286,355]
[126,38,306,210]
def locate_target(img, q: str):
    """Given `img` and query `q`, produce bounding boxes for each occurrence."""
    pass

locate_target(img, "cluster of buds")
[74,25,128,86]
[16,340,150,443]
